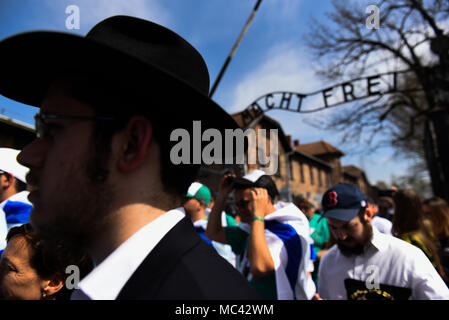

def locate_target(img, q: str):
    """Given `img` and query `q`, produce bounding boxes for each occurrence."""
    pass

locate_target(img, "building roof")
[231,112,292,152]
[291,149,332,169]
[343,165,370,184]
[342,165,363,177]
[0,114,34,132]
[295,140,345,157]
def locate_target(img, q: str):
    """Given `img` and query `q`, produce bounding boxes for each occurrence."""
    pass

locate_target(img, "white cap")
[0,148,29,184]
[242,169,267,183]
[187,182,203,195]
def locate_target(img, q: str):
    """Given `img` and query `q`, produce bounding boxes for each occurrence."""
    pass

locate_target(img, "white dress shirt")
[318,227,449,300]
[71,208,185,300]
[372,215,392,235]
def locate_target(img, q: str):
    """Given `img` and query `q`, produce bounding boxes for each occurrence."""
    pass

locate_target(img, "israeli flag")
[240,202,316,300]
[0,191,32,250]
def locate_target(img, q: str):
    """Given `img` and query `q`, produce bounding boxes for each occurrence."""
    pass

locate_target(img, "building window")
[310,165,314,186]
[288,161,294,181]
[300,162,304,183]
[318,169,323,187]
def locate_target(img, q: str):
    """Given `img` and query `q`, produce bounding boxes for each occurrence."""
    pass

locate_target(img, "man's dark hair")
[63,74,201,197]
[357,207,368,224]
[293,195,313,213]
[15,179,27,193]
[6,223,94,300]
[233,174,279,203]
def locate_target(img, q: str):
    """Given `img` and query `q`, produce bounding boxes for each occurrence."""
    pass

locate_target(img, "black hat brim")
[0,31,239,132]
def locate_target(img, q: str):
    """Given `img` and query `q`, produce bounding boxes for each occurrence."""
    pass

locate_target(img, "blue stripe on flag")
[310,243,317,261]
[194,226,214,247]
[3,200,32,225]
[265,220,302,300]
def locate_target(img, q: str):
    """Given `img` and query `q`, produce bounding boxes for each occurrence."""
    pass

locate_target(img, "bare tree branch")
[304,0,446,172]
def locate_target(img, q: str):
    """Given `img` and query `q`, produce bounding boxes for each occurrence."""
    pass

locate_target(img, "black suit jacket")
[116,217,260,300]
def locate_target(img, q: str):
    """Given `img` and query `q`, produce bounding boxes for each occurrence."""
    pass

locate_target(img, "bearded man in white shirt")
[317,183,449,300]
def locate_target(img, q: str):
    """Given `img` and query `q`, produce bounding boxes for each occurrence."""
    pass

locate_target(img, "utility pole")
[209,0,263,98]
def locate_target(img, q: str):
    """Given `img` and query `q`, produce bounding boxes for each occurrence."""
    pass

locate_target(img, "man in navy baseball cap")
[320,183,372,257]
[316,185,449,300]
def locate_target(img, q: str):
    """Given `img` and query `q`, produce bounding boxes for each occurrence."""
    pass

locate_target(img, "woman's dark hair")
[392,189,428,236]
[392,189,446,280]
[6,223,94,300]
[423,197,449,239]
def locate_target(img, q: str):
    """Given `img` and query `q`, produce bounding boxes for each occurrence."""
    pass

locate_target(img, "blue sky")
[0,0,422,185]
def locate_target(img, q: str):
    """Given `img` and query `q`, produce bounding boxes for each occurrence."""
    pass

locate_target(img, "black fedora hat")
[0,15,239,131]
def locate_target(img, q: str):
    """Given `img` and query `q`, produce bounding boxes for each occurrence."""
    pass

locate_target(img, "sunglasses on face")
[34,113,115,139]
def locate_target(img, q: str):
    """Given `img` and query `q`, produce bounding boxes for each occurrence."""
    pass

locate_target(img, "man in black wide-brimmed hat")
[0,15,259,300]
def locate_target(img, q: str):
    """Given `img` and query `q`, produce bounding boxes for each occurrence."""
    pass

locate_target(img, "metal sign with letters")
[240,69,422,125]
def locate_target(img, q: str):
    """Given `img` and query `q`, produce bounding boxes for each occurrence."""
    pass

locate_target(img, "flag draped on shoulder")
[1,191,32,229]
[0,191,32,250]
[193,219,214,246]
[239,202,316,300]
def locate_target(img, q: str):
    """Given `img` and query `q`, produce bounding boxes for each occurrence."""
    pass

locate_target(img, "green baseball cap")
[186,182,211,206]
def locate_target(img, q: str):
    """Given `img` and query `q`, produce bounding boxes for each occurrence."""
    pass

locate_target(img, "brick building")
[342,165,376,199]
[226,111,378,207]
[231,111,292,200]
[287,140,334,206]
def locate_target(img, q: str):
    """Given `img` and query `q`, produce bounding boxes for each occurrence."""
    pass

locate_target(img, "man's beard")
[29,143,115,250]
[31,177,114,250]
[337,223,373,257]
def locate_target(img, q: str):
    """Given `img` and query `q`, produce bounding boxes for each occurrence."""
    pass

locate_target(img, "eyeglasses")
[34,113,114,139]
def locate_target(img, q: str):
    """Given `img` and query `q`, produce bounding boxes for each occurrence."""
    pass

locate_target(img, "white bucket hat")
[0,148,29,184]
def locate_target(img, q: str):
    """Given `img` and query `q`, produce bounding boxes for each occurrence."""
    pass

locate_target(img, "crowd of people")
[1,145,449,300]
[0,15,448,300]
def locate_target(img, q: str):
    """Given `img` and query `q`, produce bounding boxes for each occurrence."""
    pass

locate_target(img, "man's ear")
[0,173,14,190]
[364,206,374,222]
[267,194,273,205]
[117,116,153,172]
[42,277,64,298]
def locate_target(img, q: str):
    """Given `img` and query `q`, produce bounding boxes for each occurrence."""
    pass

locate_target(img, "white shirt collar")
[72,208,185,300]
[368,224,388,251]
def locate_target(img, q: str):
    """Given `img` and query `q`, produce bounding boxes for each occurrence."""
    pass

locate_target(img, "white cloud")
[227,41,344,141]
[380,156,392,165]
[229,42,321,112]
